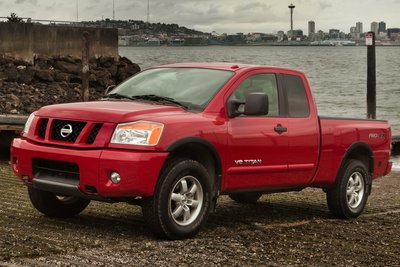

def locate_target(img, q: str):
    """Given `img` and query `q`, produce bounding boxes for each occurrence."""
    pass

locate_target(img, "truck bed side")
[312,116,391,186]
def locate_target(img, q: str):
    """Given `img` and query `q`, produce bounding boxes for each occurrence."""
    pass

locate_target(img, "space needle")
[288,3,295,32]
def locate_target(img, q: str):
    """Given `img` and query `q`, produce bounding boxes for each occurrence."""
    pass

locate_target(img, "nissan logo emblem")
[60,124,73,138]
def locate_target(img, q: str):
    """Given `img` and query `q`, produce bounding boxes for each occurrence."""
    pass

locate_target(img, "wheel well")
[166,142,222,192]
[332,143,374,195]
[344,145,374,174]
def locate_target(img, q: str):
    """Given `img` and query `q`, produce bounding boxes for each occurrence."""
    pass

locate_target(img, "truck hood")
[36,100,188,123]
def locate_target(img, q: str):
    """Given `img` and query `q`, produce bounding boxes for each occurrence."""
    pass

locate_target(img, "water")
[119,46,400,133]
[393,156,400,171]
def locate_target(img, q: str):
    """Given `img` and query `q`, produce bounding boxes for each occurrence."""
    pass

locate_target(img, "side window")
[284,74,310,117]
[229,74,279,116]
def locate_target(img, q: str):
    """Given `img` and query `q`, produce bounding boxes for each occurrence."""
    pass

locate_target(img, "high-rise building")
[378,21,386,33]
[308,21,315,37]
[356,22,363,34]
[371,22,378,35]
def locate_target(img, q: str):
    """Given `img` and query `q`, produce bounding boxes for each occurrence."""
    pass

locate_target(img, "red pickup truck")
[11,63,392,239]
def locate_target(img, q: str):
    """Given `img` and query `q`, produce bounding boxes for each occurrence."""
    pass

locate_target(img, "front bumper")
[11,138,168,198]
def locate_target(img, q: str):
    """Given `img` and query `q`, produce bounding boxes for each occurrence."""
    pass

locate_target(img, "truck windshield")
[108,67,234,110]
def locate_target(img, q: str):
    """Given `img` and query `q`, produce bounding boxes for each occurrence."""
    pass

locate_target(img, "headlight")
[23,112,36,134]
[111,121,164,146]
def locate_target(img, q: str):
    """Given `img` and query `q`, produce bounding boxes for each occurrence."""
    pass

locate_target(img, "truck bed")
[312,116,391,185]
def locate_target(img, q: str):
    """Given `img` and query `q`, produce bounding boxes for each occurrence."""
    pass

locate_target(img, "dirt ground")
[0,158,399,267]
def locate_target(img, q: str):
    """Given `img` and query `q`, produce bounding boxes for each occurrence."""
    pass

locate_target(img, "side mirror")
[227,99,245,118]
[244,92,269,116]
[105,85,116,96]
[227,92,269,118]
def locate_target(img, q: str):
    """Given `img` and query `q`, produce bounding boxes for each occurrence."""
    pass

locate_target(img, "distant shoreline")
[120,44,400,47]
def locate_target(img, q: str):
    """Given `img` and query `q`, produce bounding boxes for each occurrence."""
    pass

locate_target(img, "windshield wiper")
[131,95,189,110]
[104,93,136,101]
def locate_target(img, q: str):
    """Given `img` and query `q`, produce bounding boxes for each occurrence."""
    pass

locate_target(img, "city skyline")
[1,0,400,34]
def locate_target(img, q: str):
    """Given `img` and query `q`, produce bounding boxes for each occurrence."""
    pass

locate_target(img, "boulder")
[91,70,111,88]
[34,55,53,69]
[69,75,82,84]
[0,72,7,81]
[13,59,29,67]
[98,56,115,68]
[4,65,19,82]
[18,66,36,84]
[108,64,118,77]
[116,63,140,83]
[53,60,80,75]
[54,71,70,82]
[6,93,21,108]
[0,55,141,115]
[57,56,78,64]
[35,69,54,82]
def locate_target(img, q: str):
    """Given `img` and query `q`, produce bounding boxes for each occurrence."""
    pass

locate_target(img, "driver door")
[224,71,289,192]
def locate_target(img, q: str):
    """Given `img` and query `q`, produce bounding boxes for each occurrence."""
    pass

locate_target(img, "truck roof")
[151,62,300,73]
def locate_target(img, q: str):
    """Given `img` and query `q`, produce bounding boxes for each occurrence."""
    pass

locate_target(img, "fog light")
[110,172,122,184]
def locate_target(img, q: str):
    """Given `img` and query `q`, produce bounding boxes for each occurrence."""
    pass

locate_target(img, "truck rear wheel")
[326,159,369,219]
[229,192,262,204]
[28,187,90,218]
[142,158,212,239]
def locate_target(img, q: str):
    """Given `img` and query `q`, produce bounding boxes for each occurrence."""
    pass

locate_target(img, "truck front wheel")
[326,159,369,219]
[28,187,90,218]
[142,158,212,239]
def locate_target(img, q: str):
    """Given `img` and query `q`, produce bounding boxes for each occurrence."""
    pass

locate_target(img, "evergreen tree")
[7,13,23,23]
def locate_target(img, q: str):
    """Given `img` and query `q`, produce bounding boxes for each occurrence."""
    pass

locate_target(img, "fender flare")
[166,137,223,175]
[336,141,374,193]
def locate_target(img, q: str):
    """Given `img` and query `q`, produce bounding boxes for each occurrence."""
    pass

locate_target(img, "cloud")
[318,1,332,10]
[1,0,400,34]
[15,0,37,4]
[144,0,285,32]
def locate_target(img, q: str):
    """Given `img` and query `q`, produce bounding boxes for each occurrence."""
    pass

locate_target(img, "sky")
[1,0,400,34]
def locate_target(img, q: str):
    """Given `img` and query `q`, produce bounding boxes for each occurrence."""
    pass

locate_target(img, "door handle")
[274,125,287,134]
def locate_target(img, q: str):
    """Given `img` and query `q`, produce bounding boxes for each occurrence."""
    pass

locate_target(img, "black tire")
[229,192,262,204]
[326,159,369,219]
[28,187,90,218]
[142,158,212,240]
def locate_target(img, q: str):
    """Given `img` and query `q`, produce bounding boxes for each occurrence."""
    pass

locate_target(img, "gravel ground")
[0,159,399,267]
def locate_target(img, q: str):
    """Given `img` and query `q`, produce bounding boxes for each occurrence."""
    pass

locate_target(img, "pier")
[392,133,400,155]
[0,115,26,151]
[0,115,27,132]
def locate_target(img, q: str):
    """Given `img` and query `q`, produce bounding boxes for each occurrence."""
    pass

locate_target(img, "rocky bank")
[0,55,140,115]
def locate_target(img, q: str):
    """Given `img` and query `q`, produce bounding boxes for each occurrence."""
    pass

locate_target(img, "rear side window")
[284,74,310,117]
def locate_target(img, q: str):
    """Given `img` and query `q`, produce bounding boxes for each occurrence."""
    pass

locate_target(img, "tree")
[7,13,23,23]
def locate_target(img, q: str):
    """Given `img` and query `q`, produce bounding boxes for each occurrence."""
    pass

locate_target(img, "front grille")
[33,118,103,145]
[38,118,48,139]
[32,158,80,184]
[51,120,86,142]
[86,124,103,144]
